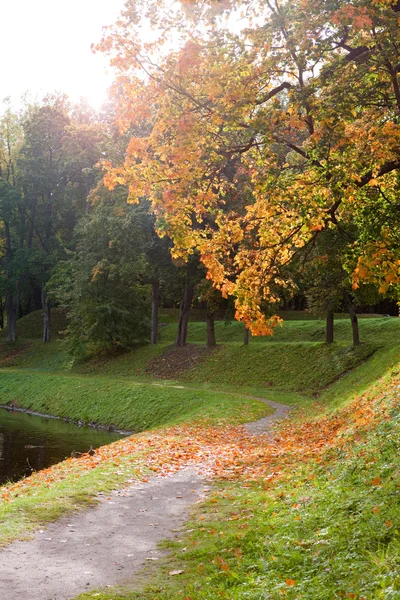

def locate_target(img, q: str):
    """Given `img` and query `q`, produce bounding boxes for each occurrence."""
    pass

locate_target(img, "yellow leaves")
[352,240,400,293]
[96,0,400,337]
[91,265,103,282]
[177,41,202,74]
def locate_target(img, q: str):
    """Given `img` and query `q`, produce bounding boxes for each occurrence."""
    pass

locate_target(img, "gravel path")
[0,469,206,600]
[245,397,291,435]
[0,395,290,600]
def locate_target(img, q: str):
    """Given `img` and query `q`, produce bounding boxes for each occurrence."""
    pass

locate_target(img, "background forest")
[2,0,400,359]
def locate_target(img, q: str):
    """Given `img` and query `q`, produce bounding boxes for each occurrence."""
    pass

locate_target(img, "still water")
[0,408,124,485]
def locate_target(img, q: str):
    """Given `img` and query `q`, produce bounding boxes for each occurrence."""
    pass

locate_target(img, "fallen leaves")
[1,371,398,513]
[169,569,184,576]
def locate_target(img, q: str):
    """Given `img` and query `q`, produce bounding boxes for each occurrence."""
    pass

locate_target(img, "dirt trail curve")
[0,397,289,600]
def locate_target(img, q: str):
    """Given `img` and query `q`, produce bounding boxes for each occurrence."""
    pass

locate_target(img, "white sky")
[1,0,127,110]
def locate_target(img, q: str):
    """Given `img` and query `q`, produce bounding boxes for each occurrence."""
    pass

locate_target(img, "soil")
[0,342,30,367]
[145,344,219,379]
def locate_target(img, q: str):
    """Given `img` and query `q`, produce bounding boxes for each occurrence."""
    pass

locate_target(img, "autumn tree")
[98,0,400,335]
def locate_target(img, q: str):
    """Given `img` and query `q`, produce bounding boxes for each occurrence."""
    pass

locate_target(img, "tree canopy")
[97,0,400,333]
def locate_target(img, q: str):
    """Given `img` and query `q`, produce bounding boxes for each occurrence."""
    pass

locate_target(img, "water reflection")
[0,408,123,485]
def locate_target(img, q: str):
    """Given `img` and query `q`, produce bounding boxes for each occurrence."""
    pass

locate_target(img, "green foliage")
[50,197,152,356]
[300,229,353,316]
[0,96,107,342]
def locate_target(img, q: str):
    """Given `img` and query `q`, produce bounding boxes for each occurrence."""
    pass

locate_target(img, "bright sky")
[1,0,127,110]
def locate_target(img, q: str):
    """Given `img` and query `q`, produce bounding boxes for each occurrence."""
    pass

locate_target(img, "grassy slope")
[74,362,400,600]
[1,314,399,423]
[0,369,268,431]
[160,315,400,345]
[75,315,400,598]
[0,310,399,598]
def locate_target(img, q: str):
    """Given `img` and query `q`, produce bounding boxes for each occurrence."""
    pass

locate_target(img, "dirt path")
[0,397,289,600]
[0,469,206,600]
[245,397,291,435]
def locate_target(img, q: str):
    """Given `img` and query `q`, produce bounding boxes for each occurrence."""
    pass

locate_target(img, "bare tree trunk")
[175,280,194,347]
[41,282,50,343]
[0,297,4,329]
[243,325,250,346]
[5,290,17,343]
[326,311,334,344]
[206,305,216,347]
[345,293,360,346]
[4,218,17,342]
[151,279,159,345]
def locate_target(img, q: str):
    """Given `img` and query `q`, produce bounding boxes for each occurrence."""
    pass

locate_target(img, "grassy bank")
[160,315,400,345]
[0,315,399,426]
[0,311,399,598]
[0,369,269,431]
[74,364,400,600]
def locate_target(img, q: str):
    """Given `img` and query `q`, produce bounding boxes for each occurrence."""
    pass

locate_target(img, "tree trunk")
[41,283,51,343]
[325,311,334,344]
[175,280,194,347]
[151,279,160,345]
[243,325,250,345]
[0,297,4,329]
[345,293,360,346]
[206,305,216,347]
[5,290,17,343]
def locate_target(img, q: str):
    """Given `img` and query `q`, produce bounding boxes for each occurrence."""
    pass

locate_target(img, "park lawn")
[0,369,269,432]
[0,312,399,597]
[1,316,399,424]
[74,362,400,600]
[160,315,400,345]
[179,341,377,393]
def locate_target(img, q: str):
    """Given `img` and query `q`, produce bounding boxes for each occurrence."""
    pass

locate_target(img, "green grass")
[179,342,377,394]
[74,366,400,600]
[4,307,70,339]
[0,369,269,431]
[2,318,399,420]
[1,311,399,599]
[160,316,400,345]
[159,307,387,324]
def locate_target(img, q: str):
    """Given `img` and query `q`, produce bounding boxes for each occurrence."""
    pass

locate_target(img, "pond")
[0,408,124,485]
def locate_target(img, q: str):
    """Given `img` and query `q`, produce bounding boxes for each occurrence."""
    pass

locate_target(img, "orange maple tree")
[96,0,400,333]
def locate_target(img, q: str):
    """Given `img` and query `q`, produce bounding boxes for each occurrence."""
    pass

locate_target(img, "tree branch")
[255,82,292,105]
